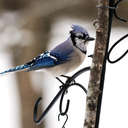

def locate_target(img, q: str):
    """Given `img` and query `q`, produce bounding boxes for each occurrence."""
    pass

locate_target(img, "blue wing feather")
[0,64,28,74]
[26,51,70,71]
[0,50,71,74]
[27,56,57,71]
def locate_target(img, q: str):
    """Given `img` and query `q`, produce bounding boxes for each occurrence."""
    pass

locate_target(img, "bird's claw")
[61,75,76,84]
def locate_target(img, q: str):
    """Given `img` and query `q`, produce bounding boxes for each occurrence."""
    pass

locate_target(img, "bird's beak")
[87,37,95,41]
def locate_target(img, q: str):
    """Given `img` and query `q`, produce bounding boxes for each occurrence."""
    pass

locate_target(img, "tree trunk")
[84,0,109,128]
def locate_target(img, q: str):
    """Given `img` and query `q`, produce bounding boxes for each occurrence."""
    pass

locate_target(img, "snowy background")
[0,18,127,128]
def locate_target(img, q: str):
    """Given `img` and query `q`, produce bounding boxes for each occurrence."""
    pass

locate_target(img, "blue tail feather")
[0,64,29,74]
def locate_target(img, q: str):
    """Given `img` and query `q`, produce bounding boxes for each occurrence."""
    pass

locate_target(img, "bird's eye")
[77,35,83,39]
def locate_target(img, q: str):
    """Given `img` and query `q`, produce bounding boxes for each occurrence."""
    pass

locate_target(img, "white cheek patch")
[75,38,87,52]
[75,37,84,44]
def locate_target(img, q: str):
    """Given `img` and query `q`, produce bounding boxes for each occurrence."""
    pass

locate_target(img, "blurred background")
[0,0,127,128]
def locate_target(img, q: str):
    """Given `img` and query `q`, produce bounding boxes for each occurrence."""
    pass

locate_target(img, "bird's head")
[70,25,95,53]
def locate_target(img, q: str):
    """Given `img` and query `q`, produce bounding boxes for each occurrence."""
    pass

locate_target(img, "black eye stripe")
[70,31,89,46]
[76,34,89,39]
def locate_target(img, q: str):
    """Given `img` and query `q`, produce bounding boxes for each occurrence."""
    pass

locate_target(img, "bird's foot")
[56,76,69,93]
[61,75,76,84]
[88,54,93,58]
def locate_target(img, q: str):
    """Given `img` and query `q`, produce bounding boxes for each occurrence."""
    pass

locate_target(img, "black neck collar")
[70,33,76,46]
[76,46,87,54]
[70,34,87,55]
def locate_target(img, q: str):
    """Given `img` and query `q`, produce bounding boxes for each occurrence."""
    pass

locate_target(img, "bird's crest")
[71,25,89,36]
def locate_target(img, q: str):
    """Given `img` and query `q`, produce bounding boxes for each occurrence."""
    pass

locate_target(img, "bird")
[0,25,95,76]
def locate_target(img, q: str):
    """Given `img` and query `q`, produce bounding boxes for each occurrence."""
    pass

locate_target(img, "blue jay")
[0,25,94,76]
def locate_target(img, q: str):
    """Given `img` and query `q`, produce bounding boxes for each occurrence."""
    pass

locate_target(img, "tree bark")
[84,0,109,128]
